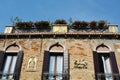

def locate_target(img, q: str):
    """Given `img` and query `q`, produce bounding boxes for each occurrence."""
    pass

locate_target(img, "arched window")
[93,44,119,80]
[42,43,69,80]
[0,43,24,80]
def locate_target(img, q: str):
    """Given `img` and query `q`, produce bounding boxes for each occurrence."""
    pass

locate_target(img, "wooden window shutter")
[93,51,100,80]
[14,51,24,80]
[0,51,5,70]
[63,50,69,80]
[109,52,119,73]
[0,51,5,77]
[42,50,50,80]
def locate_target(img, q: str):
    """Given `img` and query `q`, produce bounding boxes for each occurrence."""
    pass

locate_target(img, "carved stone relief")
[74,59,88,69]
[26,56,38,72]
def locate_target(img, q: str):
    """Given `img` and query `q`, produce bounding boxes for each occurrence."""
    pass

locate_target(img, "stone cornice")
[0,32,120,39]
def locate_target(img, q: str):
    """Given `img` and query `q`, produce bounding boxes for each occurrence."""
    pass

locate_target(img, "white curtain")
[102,56,113,80]
[49,56,55,80]
[56,56,63,80]
[49,55,63,80]
[2,55,17,79]
[9,56,17,79]
[2,56,12,79]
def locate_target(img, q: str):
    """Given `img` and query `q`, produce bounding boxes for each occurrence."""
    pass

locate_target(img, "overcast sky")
[0,0,120,32]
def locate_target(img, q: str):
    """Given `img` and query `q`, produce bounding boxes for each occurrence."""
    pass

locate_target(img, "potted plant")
[34,21,50,29]
[80,21,88,28]
[98,20,106,29]
[54,19,67,24]
[53,19,67,32]
[40,21,50,29]
[25,21,33,28]
[34,21,41,28]
[90,21,97,29]
[16,22,26,28]
[72,21,81,29]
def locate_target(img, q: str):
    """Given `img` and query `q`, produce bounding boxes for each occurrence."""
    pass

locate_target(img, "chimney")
[108,24,118,33]
[4,26,14,33]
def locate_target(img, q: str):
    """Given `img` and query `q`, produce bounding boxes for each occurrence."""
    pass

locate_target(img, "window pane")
[49,56,55,80]
[56,56,63,80]
[56,56,63,74]
[8,56,17,79]
[2,56,12,79]
[49,54,63,80]
[49,56,55,74]
[102,56,113,80]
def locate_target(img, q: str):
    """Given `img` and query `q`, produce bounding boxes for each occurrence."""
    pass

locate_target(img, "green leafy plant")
[54,19,67,24]
[11,16,22,26]
[25,21,33,28]
[80,21,88,28]
[34,21,41,28]
[98,20,106,29]
[16,21,33,28]
[90,21,97,29]
[72,21,81,29]
[16,22,26,28]
[34,21,50,29]
[40,21,50,28]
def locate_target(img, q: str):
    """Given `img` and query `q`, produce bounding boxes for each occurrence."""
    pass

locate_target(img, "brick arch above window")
[96,43,110,52]
[49,42,64,52]
[5,43,20,52]
[42,42,69,80]
[6,45,19,52]
[0,42,24,80]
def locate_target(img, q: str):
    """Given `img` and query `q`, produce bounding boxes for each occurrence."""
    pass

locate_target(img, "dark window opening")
[42,50,69,80]
[0,51,24,80]
[1,53,17,79]
[48,52,63,80]
[93,52,119,80]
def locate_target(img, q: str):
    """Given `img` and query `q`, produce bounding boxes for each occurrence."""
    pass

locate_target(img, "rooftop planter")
[16,22,25,28]
[72,21,81,29]
[80,21,88,28]
[98,20,106,29]
[34,21,41,28]
[25,21,33,28]
[54,19,67,25]
[14,19,109,33]
[90,21,97,29]
[16,21,33,28]
[34,21,50,29]
[53,19,68,32]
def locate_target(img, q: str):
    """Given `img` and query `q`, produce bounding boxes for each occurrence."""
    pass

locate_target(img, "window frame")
[0,50,24,80]
[42,50,69,80]
[49,52,64,79]
[93,51,119,80]
[1,52,17,79]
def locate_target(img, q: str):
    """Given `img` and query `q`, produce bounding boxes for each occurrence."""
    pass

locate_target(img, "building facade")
[0,24,120,80]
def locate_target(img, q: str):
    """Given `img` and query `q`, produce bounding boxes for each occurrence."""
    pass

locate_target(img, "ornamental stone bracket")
[74,59,88,69]
[26,56,38,72]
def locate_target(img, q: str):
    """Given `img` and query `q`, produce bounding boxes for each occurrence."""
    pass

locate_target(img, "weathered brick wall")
[0,38,120,80]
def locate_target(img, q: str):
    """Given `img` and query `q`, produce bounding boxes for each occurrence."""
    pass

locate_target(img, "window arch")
[5,44,20,52]
[0,43,24,80]
[93,44,119,80]
[42,43,69,80]
[96,44,110,52]
[49,43,64,52]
